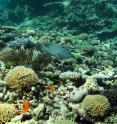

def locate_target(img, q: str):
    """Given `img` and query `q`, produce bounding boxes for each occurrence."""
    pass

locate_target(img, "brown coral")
[0,47,33,68]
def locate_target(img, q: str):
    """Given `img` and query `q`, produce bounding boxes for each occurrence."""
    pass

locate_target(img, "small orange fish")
[18,100,30,115]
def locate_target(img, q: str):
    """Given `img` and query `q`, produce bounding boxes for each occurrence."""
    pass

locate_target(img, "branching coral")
[0,47,33,68]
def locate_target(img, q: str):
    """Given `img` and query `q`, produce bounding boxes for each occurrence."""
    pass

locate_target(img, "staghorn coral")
[0,47,33,68]
[80,95,110,118]
[0,103,17,124]
[4,66,39,92]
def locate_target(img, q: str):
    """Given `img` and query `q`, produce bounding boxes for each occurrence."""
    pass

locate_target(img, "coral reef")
[59,71,80,80]
[4,66,39,92]
[69,87,88,103]
[0,0,116,123]
[32,52,51,72]
[0,103,17,124]
[8,36,35,49]
[83,76,101,92]
[53,118,76,124]
[105,114,117,124]
[80,95,110,118]
[0,47,33,68]
[101,87,117,106]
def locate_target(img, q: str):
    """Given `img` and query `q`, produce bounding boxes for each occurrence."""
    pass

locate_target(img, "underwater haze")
[0,0,117,124]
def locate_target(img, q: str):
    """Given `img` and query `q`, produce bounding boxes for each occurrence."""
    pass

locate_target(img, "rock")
[0,61,5,70]
[0,80,4,87]
[0,93,4,100]
[21,112,32,122]
[59,101,69,117]
[0,87,3,92]
[26,29,36,36]
[69,87,88,103]
[10,115,22,122]
[92,72,111,79]
[33,103,45,119]
[83,46,96,56]
[79,33,89,40]
[1,26,17,32]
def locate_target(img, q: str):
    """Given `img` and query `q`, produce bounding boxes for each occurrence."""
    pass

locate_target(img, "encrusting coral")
[4,66,39,92]
[0,103,17,124]
[80,95,110,118]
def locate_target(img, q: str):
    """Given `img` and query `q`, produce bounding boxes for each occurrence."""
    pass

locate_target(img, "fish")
[36,43,72,59]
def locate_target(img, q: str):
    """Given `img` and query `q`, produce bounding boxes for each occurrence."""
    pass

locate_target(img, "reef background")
[0,0,117,35]
[0,0,117,124]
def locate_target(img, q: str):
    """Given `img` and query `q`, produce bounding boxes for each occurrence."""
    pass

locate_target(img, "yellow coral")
[4,66,39,92]
[83,77,99,91]
[81,95,110,117]
[0,103,17,124]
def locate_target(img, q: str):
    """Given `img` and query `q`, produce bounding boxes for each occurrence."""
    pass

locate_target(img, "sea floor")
[0,24,117,124]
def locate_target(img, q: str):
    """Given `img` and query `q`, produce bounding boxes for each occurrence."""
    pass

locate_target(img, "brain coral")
[4,66,39,92]
[0,103,17,124]
[80,95,110,118]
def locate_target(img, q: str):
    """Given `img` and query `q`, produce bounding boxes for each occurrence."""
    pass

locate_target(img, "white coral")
[59,71,80,80]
